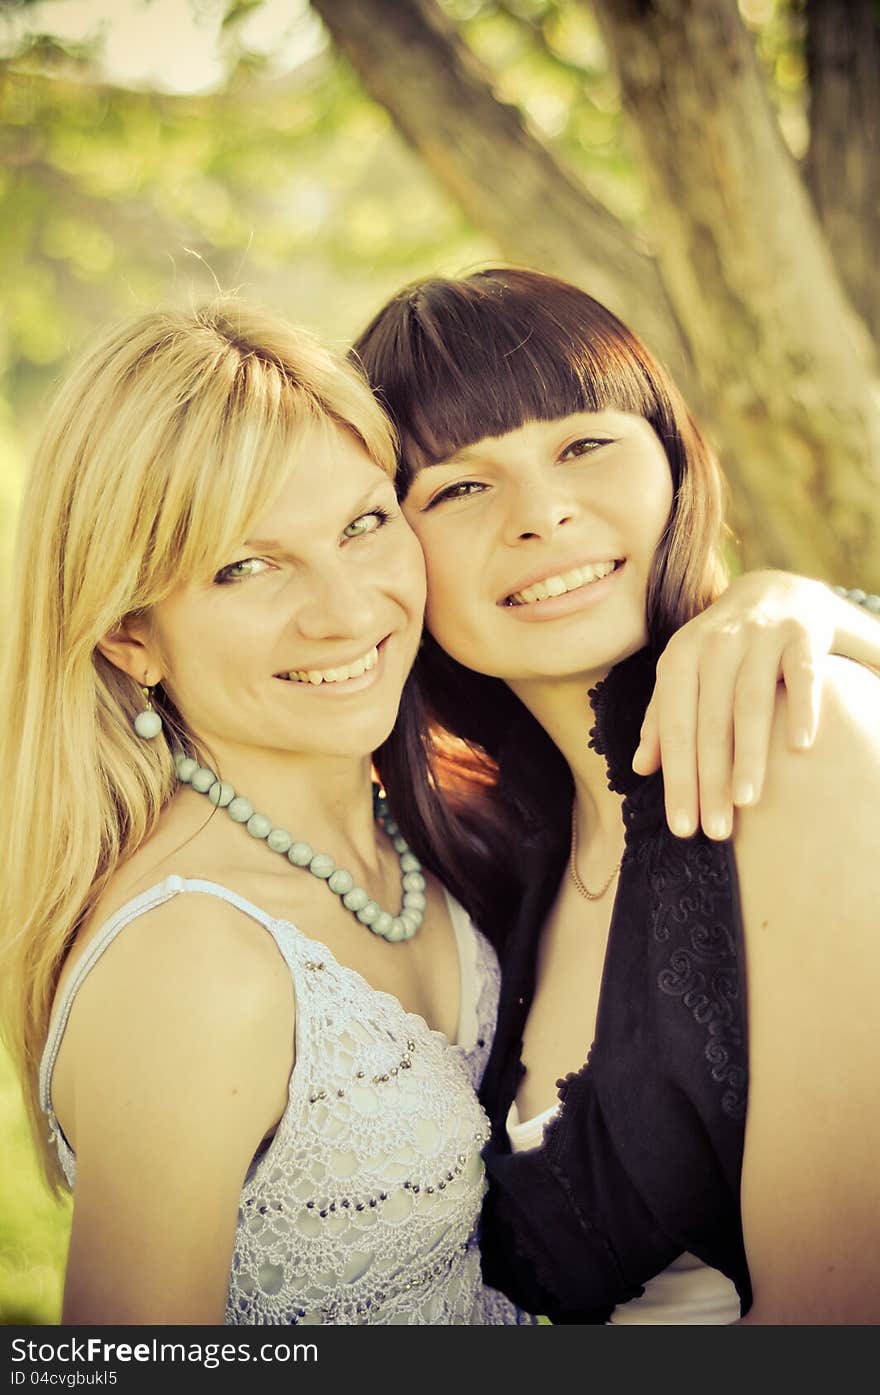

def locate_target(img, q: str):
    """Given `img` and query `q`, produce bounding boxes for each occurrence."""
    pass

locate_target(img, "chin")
[556,615,648,673]
[595,632,648,671]
[318,712,404,761]
[489,632,649,685]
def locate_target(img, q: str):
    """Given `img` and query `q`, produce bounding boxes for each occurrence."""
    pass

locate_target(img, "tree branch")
[309,0,689,375]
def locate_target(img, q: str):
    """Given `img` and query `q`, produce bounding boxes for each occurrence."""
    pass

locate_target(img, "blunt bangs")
[352,269,677,494]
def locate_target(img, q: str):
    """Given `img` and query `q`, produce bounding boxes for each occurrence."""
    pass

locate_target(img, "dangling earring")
[133,680,163,740]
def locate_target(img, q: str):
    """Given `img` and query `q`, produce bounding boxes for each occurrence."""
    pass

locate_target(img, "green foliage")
[447,0,645,224]
[0,1043,70,1325]
[222,0,266,30]
[0,17,491,592]
[441,0,808,216]
[742,0,810,155]
[0,40,477,385]
[0,0,809,429]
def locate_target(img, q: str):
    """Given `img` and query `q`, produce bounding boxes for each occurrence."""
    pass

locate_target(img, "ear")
[97,616,164,688]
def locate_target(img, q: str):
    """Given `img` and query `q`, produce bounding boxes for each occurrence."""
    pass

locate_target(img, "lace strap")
[441,889,484,1051]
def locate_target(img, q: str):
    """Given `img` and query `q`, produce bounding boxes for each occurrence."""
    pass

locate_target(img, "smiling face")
[149,420,427,764]
[402,410,673,692]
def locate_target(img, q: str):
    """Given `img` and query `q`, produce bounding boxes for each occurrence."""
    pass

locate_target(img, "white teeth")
[281,645,380,685]
[508,560,616,606]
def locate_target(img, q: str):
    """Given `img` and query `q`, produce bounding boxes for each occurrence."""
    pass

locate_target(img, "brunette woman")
[354,268,880,1323]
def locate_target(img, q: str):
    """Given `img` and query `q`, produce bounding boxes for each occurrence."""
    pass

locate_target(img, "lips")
[504,559,620,607]
[275,643,380,686]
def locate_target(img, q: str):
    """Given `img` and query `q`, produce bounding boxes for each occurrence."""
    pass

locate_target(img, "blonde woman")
[0,302,530,1326]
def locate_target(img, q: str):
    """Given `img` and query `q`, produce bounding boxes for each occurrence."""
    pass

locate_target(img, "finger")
[695,639,740,839]
[779,634,822,751]
[653,647,700,838]
[632,691,660,773]
[730,640,783,807]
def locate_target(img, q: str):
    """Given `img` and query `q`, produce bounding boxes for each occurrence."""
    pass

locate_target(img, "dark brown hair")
[364,269,729,929]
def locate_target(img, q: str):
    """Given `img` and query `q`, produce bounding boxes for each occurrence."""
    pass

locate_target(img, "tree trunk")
[311,0,880,584]
[309,0,689,377]
[804,0,880,344]
[589,0,880,584]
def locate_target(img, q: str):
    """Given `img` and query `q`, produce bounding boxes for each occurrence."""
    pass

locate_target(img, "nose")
[502,470,578,545]
[294,563,377,641]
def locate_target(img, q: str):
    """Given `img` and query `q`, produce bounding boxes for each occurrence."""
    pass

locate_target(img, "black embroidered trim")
[587,649,667,834]
[645,836,747,1120]
[587,652,655,799]
[556,1069,583,1106]
[545,1153,640,1301]
[587,652,748,1123]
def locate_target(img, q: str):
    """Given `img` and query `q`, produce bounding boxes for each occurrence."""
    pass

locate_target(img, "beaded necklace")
[176,754,426,942]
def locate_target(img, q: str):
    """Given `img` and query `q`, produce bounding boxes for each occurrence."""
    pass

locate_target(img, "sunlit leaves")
[221,0,265,30]
[0,0,810,529]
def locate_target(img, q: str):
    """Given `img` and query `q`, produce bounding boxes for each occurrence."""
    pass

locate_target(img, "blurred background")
[1,0,878,1324]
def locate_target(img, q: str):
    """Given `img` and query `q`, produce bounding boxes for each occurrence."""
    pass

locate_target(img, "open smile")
[274,641,383,686]
[502,559,623,607]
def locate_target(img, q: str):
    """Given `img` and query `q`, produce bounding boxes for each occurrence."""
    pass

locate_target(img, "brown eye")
[561,438,611,460]
[427,481,486,508]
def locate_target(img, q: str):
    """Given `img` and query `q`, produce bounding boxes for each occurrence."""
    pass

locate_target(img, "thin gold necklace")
[568,805,623,902]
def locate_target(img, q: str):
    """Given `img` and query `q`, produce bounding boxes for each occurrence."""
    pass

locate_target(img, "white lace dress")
[39,875,531,1325]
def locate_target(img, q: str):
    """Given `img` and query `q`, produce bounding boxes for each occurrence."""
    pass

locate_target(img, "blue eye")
[342,507,391,539]
[213,557,273,585]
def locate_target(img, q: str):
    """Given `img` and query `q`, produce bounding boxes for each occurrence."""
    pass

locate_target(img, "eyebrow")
[242,479,393,549]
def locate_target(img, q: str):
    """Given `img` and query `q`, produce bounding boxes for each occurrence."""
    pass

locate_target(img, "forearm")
[830,585,880,673]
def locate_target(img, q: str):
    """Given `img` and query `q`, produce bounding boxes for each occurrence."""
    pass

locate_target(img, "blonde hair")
[0,298,397,1189]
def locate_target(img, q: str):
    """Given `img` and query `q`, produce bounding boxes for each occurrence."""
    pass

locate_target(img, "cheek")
[403,531,428,611]
[632,466,674,558]
[382,526,428,621]
[147,604,189,692]
[162,645,223,718]
[422,555,486,662]
[421,544,459,624]
[654,478,675,550]
[152,597,247,711]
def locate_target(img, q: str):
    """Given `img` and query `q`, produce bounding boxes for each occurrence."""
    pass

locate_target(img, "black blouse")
[477,649,752,1323]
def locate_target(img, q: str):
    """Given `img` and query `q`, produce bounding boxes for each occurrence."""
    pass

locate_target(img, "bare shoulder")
[735,656,879,875]
[731,657,879,1053]
[57,882,295,1164]
[69,871,294,1028]
[732,661,880,1322]
[798,653,879,769]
